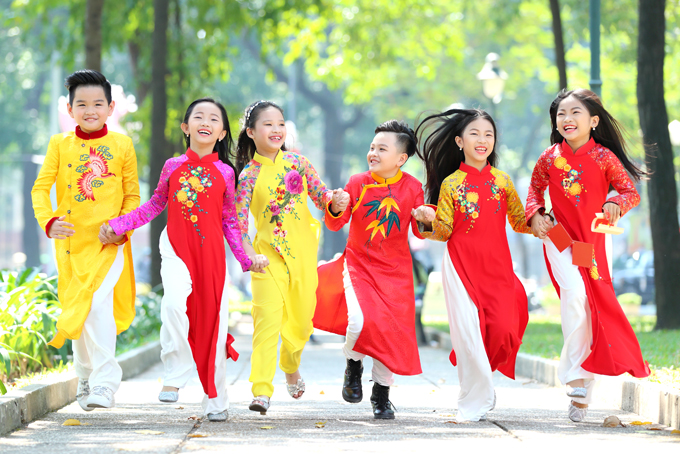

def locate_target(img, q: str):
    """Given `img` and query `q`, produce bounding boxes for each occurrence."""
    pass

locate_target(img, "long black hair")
[182,97,237,187]
[374,119,418,159]
[550,88,647,181]
[235,100,286,175]
[415,109,498,205]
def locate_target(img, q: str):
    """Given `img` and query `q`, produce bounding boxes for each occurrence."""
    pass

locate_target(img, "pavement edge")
[425,326,679,429]
[0,340,161,436]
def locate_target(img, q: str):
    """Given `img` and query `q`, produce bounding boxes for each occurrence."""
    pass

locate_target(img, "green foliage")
[0,267,63,393]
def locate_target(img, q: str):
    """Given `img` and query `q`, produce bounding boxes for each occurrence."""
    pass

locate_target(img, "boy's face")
[367,132,407,178]
[67,85,114,134]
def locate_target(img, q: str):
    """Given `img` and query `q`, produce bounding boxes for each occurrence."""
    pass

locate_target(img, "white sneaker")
[76,379,93,412]
[207,411,228,422]
[568,402,588,422]
[87,385,115,409]
[566,386,587,398]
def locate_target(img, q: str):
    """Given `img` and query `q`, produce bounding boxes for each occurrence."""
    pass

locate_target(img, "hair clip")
[245,100,267,124]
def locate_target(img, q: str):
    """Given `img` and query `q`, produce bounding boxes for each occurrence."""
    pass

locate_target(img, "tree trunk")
[321,104,347,260]
[149,0,169,287]
[549,0,568,90]
[84,0,105,71]
[637,0,680,329]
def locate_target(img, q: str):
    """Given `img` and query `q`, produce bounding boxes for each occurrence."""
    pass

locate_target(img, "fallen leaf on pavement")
[315,421,326,428]
[134,430,164,435]
[188,434,209,438]
[260,426,274,430]
[630,421,653,425]
[62,419,81,426]
[603,416,623,427]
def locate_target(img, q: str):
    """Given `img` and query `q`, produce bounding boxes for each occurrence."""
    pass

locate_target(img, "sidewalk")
[1,322,679,453]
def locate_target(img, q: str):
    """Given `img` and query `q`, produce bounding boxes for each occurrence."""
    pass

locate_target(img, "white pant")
[441,249,495,422]
[73,245,124,392]
[159,228,231,415]
[544,234,612,405]
[342,260,394,387]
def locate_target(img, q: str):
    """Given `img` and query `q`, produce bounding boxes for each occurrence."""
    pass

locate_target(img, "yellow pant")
[249,254,316,397]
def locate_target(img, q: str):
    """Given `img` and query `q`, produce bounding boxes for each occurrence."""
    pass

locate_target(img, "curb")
[0,341,161,436]
[425,327,679,429]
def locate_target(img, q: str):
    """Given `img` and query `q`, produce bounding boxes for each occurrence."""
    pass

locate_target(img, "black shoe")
[370,383,395,420]
[342,358,363,403]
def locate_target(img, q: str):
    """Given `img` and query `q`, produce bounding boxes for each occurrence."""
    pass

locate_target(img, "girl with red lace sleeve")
[413,109,532,422]
[105,98,264,422]
[525,89,649,423]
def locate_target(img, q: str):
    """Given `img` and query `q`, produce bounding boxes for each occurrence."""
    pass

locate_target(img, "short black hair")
[65,69,112,105]
[374,119,418,158]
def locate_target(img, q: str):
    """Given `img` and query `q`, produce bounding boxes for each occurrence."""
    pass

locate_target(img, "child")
[314,120,429,420]
[413,109,531,422]
[235,100,348,414]
[104,98,260,421]
[31,69,140,410]
[525,88,649,422]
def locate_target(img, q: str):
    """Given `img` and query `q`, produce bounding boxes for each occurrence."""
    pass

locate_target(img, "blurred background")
[1,1,679,384]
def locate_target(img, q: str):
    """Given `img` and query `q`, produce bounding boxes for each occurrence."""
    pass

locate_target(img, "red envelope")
[547,223,572,253]
[571,242,593,268]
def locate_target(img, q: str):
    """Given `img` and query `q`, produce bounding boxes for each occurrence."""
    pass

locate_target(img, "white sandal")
[249,396,270,415]
[287,378,305,399]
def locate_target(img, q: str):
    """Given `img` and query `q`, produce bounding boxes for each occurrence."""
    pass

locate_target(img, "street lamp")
[476,53,508,105]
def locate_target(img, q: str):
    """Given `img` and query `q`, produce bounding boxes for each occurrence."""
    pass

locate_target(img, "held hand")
[48,216,75,239]
[330,188,350,213]
[602,202,621,225]
[411,206,436,224]
[248,254,269,273]
[530,213,554,240]
[99,223,125,245]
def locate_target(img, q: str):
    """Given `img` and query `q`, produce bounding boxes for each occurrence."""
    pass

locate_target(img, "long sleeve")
[525,149,553,225]
[218,163,253,272]
[601,151,641,216]
[236,164,258,247]
[409,186,427,240]
[109,158,175,236]
[505,176,532,234]
[420,180,455,242]
[115,139,141,243]
[324,179,354,231]
[299,154,332,211]
[31,136,60,235]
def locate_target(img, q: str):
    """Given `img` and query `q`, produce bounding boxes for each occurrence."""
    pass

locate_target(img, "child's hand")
[48,216,75,239]
[98,223,125,245]
[248,254,269,273]
[602,202,621,225]
[411,206,436,224]
[530,213,554,239]
[330,188,350,214]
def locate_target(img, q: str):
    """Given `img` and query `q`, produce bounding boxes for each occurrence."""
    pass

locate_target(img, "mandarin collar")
[75,124,108,140]
[459,161,491,175]
[561,138,596,156]
[370,169,403,185]
[253,150,281,166]
[186,148,220,162]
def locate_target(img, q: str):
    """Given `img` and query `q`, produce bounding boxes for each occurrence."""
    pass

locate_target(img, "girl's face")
[247,107,286,155]
[181,102,227,149]
[455,118,495,169]
[367,132,408,178]
[555,95,599,148]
